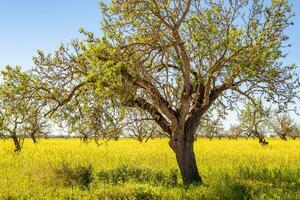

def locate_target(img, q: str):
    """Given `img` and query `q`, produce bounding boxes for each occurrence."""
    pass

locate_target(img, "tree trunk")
[279,134,288,141]
[169,130,202,185]
[253,131,268,146]
[289,135,296,140]
[258,137,268,145]
[11,133,21,152]
[31,133,37,144]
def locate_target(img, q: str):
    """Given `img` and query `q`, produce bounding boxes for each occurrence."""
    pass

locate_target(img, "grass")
[0,138,299,199]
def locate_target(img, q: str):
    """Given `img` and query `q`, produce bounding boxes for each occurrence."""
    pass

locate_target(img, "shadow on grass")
[52,163,300,199]
[97,164,179,187]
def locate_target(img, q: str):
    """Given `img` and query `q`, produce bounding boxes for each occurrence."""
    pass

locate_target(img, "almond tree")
[23,109,49,143]
[0,66,46,151]
[125,110,162,142]
[228,125,243,140]
[296,124,300,139]
[239,98,270,145]
[32,0,297,184]
[52,91,124,143]
[199,115,224,140]
[271,113,299,140]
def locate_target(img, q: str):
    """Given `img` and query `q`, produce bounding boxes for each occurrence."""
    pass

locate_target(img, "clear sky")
[0,1,299,70]
[0,0,299,126]
[0,0,300,69]
[0,0,102,69]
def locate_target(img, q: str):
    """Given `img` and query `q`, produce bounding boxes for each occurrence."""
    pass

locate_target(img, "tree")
[51,91,124,144]
[228,125,243,140]
[239,98,269,145]
[0,66,46,151]
[31,0,297,184]
[296,124,300,139]
[126,110,162,142]
[199,115,224,140]
[270,113,299,140]
[23,109,49,143]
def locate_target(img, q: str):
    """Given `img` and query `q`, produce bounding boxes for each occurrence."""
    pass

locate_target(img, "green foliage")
[55,162,94,189]
[199,113,224,139]
[0,66,47,151]
[270,113,300,140]
[238,98,270,143]
[238,165,300,190]
[28,0,298,148]
[97,164,179,187]
[133,185,162,200]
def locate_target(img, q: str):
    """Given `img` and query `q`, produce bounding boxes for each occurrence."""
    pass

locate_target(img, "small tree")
[0,66,45,151]
[229,125,243,140]
[270,113,298,140]
[53,94,124,144]
[199,116,224,140]
[239,98,269,145]
[296,124,300,139]
[23,109,49,143]
[125,110,161,142]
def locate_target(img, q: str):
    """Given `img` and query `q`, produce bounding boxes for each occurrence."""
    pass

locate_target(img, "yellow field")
[0,138,299,199]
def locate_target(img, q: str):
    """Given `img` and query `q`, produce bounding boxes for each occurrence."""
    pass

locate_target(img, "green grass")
[0,138,299,199]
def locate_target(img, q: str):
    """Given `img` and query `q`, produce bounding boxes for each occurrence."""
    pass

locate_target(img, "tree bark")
[169,129,202,185]
[31,133,37,144]
[280,135,288,141]
[11,133,21,152]
[258,137,268,145]
[253,131,268,146]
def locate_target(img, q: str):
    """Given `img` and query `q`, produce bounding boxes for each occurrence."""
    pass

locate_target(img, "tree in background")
[126,110,163,142]
[270,113,299,140]
[296,124,300,139]
[23,109,49,143]
[50,88,124,144]
[29,0,297,184]
[228,125,243,140]
[0,66,49,151]
[239,98,270,145]
[199,113,224,140]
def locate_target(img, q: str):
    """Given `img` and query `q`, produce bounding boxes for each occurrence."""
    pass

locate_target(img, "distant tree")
[228,125,243,140]
[199,116,224,140]
[0,66,46,151]
[31,0,297,184]
[23,109,49,143]
[125,110,162,142]
[296,124,300,139]
[239,98,269,145]
[52,93,124,144]
[0,132,4,139]
[270,113,298,140]
[0,109,24,152]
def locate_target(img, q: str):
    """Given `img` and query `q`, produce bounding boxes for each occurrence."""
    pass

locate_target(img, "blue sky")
[0,0,299,126]
[0,0,299,70]
[0,0,101,69]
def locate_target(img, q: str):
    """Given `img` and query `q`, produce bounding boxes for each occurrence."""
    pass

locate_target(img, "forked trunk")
[169,130,202,185]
